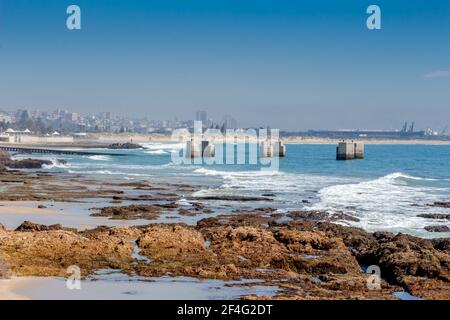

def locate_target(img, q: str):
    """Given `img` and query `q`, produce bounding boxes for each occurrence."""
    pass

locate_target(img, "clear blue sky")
[0,0,449,130]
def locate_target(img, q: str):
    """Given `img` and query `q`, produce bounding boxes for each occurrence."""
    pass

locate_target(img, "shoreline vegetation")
[0,150,449,300]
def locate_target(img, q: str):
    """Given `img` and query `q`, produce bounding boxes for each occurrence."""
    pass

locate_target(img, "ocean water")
[13,143,450,238]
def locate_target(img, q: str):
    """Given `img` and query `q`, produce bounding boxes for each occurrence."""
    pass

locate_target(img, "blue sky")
[0,0,449,130]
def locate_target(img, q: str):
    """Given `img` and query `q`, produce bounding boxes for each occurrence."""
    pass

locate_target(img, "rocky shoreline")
[1,210,449,299]
[0,151,449,300]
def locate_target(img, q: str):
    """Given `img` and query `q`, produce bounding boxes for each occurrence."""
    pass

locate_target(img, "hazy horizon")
[0,0,449,131]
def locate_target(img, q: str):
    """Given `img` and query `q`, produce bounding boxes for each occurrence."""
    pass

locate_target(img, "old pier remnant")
[260,140,286,157]
[336,141,364,160]
[186,140,215,158]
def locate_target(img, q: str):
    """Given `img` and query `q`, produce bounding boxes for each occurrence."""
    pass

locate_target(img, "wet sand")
[0,278,30,300]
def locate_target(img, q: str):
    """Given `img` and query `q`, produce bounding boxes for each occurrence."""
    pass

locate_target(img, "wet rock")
[357,232,450,299]
[432,238,450,254]
[4,159,53,169]
[37,204,47,209]
[178,208,198,216]
[417,213,450,220]
[90,204,162,220]
[0,227,136,276]
[111,195,178,201]
[287,210,360,222]
[427,201,450,209]
[15,221,64,232]
[197,214,277,229]
[190,195,273,202]
[108,142,143,149]
[233,207,277,214]
[135,224,217,278]
[261,193,276,197]
[424,225,450,232]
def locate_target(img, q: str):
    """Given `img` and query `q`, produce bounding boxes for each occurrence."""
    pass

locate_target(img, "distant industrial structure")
[285,122,450,140]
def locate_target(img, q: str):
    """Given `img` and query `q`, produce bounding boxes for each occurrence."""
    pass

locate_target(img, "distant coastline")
[2,133,450,147]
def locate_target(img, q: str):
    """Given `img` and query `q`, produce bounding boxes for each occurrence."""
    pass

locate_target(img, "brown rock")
[424,225,450,232]
[15,221,64,232]
[90,204,162,220]
[417,213,450,220]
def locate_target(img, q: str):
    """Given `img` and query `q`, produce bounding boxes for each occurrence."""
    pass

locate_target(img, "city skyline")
[0,0,449,130]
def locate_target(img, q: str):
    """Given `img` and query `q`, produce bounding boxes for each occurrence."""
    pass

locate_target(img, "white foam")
[310,172,450,233]
[87,155,111,161]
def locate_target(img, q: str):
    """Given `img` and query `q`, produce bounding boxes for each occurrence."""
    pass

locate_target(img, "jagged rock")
[108,142,143,149]
[90,204,162,220]
[15,221,64,232]
[424,225,450,232]
[427,201,450,208]
[5,159,52,169]
[417,213,450,220]
[287,210,360,222]
[190,195,273,202]
[0,225,136,276]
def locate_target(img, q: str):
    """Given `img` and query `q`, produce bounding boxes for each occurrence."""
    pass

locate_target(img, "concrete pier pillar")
[273,141,286,157]
[354,142,364,159]
[336,141,364,160]
[260,141,273,158]
[260,140,286,157]
[186,140,214,158]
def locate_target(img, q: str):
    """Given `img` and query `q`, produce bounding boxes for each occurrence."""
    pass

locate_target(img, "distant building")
[196,110,207,126]
[222,115,237,130]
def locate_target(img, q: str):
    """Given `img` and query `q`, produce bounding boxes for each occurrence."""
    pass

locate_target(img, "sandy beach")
[0,278,30,300]
[2,133,450,149]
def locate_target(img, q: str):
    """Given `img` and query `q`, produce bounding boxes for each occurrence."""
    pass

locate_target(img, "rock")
[424,225,450,232]
[417,213,450,220]
[5,159,52,169]
[190,195,273,202]
[0,257,13,279]
[37,204,47,209]
[108,142,143,149]
[15,221,64,232]
[427,201,450,208]
[90,204,162,220]
[1,213,449,299]
[0,150,11,162]
[287,210,360,222]
[356,232,450,299]
[261,193,276,197]
[432,238,450,254]
[0,226,136,277]
[0,224,6,233]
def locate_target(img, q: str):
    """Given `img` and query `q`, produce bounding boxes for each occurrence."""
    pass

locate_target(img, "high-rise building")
[196,110,207,126]
[222,115,237,130]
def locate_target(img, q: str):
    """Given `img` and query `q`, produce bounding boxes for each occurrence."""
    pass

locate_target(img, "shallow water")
[11,270,280,300]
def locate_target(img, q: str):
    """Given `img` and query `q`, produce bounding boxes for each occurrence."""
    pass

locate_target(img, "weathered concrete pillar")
[260,141,273,157]
[260,140,286,157]
[354,142,364,159]
[336,141,364,160]
[186,140,214,158]
[273,141,286,157]
[336,141,355,160]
